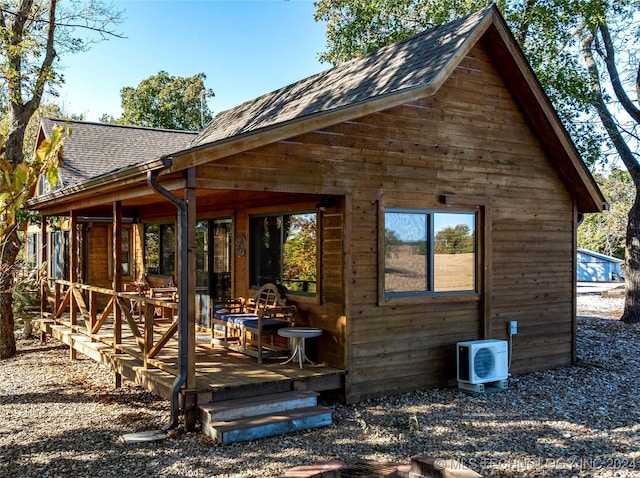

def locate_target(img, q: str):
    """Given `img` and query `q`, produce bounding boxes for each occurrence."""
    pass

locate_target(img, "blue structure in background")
[577,248,624,282]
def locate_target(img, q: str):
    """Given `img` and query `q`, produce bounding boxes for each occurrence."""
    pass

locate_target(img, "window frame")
[108,226,132,278]
[379,202,483,305]
[143,222,176,278]
[249,209,319,298]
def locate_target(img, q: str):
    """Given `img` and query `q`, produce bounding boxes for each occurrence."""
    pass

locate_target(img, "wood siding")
[192,46,574,401]
[145,43,575,403]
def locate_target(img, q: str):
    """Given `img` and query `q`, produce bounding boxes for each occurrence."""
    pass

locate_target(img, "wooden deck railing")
[42,278,179,369]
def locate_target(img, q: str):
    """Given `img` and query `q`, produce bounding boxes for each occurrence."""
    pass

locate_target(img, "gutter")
[146,156,189,432]
[28,158,168,209]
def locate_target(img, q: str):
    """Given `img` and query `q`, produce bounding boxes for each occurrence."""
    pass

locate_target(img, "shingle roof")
[40,118,197,187]
[190,7,489,149]
[30,5,605,214]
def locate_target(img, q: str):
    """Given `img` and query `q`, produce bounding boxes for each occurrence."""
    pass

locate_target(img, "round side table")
[277,327,322,369]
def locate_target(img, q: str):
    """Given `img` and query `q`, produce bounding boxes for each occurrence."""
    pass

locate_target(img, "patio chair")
[212,283,297,363]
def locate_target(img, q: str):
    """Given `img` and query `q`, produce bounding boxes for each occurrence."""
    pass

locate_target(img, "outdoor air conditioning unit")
[457,339,508,392]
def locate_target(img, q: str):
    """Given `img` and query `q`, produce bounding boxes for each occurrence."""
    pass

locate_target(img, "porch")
[39,279,344,433]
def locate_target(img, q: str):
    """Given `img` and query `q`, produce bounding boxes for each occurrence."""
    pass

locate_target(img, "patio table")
[278,327,322,369]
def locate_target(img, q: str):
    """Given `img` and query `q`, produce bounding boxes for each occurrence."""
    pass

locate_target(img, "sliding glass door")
[196,218,232,328]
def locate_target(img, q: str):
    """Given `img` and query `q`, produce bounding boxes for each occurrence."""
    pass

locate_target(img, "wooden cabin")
[29,6,605,416]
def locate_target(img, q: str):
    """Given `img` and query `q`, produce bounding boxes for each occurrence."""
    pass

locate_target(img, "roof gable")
[190,8,490,150]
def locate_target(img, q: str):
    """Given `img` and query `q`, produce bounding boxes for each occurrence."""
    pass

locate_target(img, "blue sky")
[56,0,328,122]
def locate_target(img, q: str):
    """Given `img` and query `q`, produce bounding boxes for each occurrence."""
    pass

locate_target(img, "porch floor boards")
[38,315,344,404]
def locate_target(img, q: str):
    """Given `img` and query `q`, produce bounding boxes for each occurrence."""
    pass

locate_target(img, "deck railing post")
[89,290,97,342]
[144,300,154,369]
[40,217,47,319]
[113,201,123,388]
[54,281,61,319]
[69,211,78,360]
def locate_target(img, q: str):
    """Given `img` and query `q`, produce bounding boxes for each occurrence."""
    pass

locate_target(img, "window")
[48,229,69,280]
[384,209,477,296]
[250,212,317,295]
[144,223,175,276]
[109,227,131,277]
[27,232,41,268]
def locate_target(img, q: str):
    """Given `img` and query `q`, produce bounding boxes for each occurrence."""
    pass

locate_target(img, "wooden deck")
[38,315,345,405]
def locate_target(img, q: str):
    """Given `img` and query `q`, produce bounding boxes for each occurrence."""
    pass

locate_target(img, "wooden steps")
[200,390,332,444]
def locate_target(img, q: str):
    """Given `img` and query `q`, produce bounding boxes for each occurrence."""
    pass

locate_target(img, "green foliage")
[0,125,66,238]
[384,228,401,258]
[0,1,123,108]
[11,274,39,316]
[283,214,317,293]
[578,169,633,259]
[434,224,475,254]
[314,0,492,64]
[116,71,213,131]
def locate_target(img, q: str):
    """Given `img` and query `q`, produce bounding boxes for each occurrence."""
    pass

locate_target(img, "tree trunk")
[621,191,640,323]
[0,229,21,358]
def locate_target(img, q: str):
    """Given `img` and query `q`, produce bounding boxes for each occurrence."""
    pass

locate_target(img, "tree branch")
[7,0,35,105]
[24,0,57,116]
[580,29,639,178]
[516,0,537,45]
[598,23,640,124]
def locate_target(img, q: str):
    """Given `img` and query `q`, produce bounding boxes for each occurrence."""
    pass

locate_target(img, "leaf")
[0,158,12,174]
[14,163,28,191]
[46,166,59,187]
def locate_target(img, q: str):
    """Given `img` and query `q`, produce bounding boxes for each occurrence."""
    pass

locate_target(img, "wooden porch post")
[184,168,197,431]
[69,211,78,360]
[113,201,123,388]
[40,217,47,318]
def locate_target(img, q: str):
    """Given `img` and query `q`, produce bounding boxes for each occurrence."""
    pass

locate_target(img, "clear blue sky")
[56,0,328,122]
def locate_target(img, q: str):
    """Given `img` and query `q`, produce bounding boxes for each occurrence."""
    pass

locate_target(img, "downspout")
[146,158,189,431]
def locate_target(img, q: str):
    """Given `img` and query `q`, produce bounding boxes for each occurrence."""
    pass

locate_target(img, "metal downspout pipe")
[147,161,189,432]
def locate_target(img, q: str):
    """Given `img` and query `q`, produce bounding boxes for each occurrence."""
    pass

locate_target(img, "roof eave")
[27,157,168,212]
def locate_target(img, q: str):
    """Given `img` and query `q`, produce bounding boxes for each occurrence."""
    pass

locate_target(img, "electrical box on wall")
[508,321,518,336]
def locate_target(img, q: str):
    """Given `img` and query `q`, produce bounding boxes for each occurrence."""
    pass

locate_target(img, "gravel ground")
[1,293,639,478]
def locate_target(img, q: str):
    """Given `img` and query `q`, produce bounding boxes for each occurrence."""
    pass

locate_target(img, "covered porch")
[38,277,344,436]
[31,158,348,433]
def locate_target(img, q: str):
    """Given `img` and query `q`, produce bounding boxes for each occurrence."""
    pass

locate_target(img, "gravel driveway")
[1,293,638,477]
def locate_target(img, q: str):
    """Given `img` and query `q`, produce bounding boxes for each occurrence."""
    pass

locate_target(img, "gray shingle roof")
[41,118,197,187]
[190,7,489,149]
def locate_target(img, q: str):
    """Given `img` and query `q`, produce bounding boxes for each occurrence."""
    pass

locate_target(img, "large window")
[250,212,317,295]
[384,209,477,296]
[144,223,175,276]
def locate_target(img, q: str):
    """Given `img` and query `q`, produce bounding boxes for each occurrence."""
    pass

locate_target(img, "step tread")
[202,405,332,444]
[200,390,319,413]
[208,405,331,432]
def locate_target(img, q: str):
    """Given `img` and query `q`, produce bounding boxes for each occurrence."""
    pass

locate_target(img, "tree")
[0,0,123,359]
[283,214,317,293]
[435,225,475,255]
[103,71,213,131]
[314,0,640,322]
[578,169,633,259]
